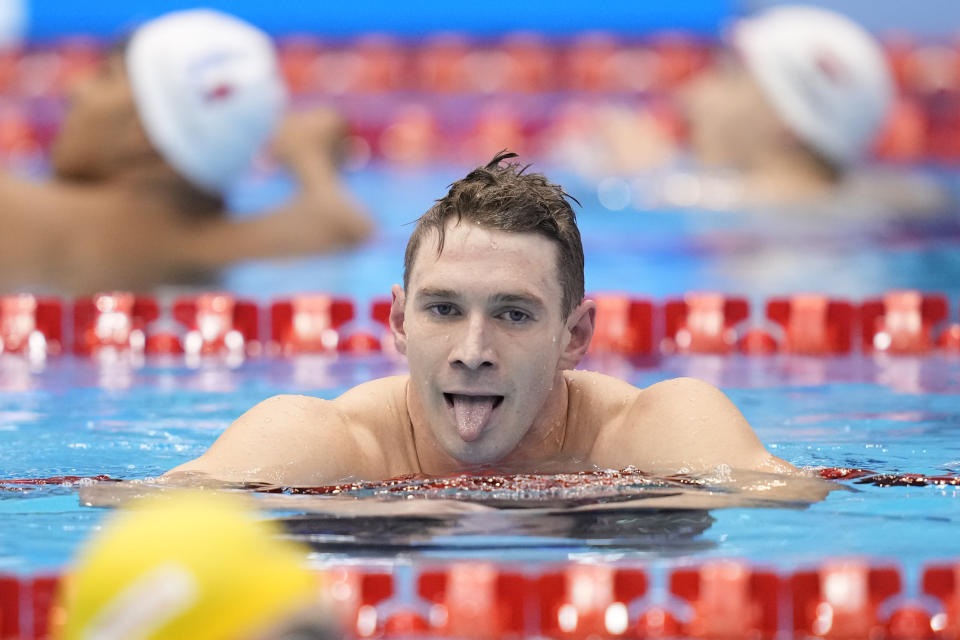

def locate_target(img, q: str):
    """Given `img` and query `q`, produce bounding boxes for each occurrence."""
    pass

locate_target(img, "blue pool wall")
[19,0,960,42]
[24,0,734,41]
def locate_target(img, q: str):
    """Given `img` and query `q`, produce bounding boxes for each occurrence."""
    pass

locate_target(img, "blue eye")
[430,303,455,316]
[503,309,530,323]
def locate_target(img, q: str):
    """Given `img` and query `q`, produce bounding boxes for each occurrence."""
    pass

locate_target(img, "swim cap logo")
[814,48,850,86]
[205,83,234,102]
[186,49,241,104]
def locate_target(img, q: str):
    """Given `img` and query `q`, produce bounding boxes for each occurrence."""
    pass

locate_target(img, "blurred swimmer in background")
[569,5,949,215]
[0,9,370,294]
[56,491,338,640]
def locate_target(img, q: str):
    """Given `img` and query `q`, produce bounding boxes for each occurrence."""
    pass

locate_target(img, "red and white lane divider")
[3,470,958,636]
[4,559,960,639]
[3,37,960,166]
[5,467,958,495]
[4,290,960,360]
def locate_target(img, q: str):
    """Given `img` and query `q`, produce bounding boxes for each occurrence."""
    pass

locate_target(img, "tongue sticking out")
[451,395,498,442]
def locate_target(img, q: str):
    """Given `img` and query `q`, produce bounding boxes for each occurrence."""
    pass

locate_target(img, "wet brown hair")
[403,151,584,318]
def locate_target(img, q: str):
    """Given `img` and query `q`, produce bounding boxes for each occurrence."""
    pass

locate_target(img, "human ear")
[389,284,408,355]
[559,299,596,369]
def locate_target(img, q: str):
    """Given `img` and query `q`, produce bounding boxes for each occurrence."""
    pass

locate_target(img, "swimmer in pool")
[166,151,820,501]
[578,5,948,215]
[0,9,370,295]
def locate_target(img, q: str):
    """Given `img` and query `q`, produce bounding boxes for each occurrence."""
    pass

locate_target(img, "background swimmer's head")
[52,9,286,197]
[682,51,790,171]
[50,49,158,185]
[684,5,893,176]
[403,150,585,319]
[56,491,336,640]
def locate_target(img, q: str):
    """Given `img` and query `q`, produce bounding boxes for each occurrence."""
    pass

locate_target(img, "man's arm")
[164,394,372,486]
[171,108,373,270]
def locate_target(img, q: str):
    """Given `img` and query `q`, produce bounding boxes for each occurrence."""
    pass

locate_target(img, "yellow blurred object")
[56,490,320,640]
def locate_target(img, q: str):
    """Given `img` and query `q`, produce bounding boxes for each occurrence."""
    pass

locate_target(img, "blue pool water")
[2,166,960,582]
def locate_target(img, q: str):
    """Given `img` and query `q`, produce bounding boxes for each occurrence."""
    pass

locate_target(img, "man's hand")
[272,107,349,172]
[175,103,371,268]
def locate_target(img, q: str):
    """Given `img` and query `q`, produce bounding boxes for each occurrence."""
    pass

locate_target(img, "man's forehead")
[408,222,563,304]
[408,221,560,283]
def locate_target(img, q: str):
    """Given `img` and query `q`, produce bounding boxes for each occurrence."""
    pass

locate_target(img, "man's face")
[396,220,577,465]
[50,54,151,180]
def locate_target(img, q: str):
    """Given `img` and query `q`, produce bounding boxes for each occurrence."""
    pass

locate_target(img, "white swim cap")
[733,5,893,168]
[125,9,286,194]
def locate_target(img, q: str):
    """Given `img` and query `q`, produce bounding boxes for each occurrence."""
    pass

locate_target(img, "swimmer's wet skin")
[163,152,828,505]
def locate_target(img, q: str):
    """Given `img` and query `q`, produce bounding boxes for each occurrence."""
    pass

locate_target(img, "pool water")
[2,166,960,585]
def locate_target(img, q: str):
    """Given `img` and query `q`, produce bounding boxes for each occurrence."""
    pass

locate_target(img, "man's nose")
[449,313,496,370]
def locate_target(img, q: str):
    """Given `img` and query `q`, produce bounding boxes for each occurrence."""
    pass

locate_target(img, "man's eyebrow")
[414,288,460,301]
[414,288,547,310]
[490,292,546,310]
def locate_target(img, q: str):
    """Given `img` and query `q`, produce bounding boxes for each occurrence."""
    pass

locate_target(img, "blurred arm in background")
[0,9,371,295]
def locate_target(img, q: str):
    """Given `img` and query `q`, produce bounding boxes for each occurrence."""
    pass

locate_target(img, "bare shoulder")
[590,376,793,474]
[166,378,414,485]
[241,392,332,423]
[564,368,639,405]
[561,369,640,455]
[333,375,418,471]
[217,392,336,440]
[165,393,346,483]
[332,375,409,417]
[638,376,733,409]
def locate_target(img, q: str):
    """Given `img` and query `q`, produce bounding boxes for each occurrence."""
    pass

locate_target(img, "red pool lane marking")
[292,467,960,496]
[1,475,117,484]
[818,467,877,480]
[819,467,960,487]
[290,468,708,497]
[10,288,960,358]
[4,469,958,497]
[855,473,960,487]
[0,475,118,491]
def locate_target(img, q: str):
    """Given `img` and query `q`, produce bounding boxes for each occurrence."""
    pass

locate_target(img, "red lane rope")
[6,290,960,358]
[820,467,960,487]
[3,468,958,496]
[287,469,707,502]
[0,475,118,491]
[294,467,960,497]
